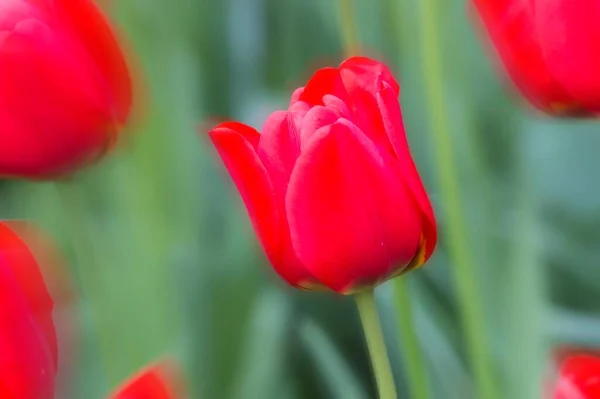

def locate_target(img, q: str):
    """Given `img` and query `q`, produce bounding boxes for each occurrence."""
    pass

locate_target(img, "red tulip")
[0,221,58,398]
[473,0,600,116]
[109,361,183,399]
[554,355,600,399]
[209,56,436,294]
[0,0,132,179]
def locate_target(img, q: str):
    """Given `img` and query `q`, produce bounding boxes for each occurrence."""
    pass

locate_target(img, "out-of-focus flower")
[0,221,60,398]
[473,0,600,116]
[0,0,132,179]
[554,346,600,367]
[553,355,600,399]
[109,360,184,399]
[209,56,436,294]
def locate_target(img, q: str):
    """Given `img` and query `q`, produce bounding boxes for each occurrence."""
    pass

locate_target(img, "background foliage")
[6,0,600,397]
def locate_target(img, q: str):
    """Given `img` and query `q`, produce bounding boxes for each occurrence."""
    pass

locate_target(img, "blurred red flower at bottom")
[109,360,184,399]
[554,355,600,399]
[0,221,61,399]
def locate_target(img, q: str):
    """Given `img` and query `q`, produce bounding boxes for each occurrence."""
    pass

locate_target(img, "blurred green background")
[5,0,600,398]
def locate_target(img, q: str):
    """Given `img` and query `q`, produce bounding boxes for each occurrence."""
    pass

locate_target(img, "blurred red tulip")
[0,0,132,179]
[473,0,600,116]
[554,346,600,367]
[209,56,436,294]
[0,221,59,398]
[109,360,184,399]
[554,355,600,399]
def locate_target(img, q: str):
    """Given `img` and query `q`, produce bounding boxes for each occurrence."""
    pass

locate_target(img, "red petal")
[52,0,132,123]
[377,83,436,262]
[210,123,316,287]
[258,111,301,184]
[0,258,55,399]
[286,119,422,293]
[299,67,350,106]
[339,56,399,97]
[209,123,279,266]
[0,222,58,370]
[298,105,342,150]
[290,87,304,104]
[257,113,320,288]
[554,355,600,399]
[535,0,600,112]
[0,19,114,177]
[472,0,578,114]
[215,121,260,149]
[338,57,397,154]
[110,361,183,399]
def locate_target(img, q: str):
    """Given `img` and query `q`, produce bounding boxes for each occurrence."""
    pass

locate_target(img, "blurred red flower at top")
[0,221,60,398]
[0,0,132,179]
[209,56,436,294]
[554,355,600,399]
[473,0,600,116]
[109,360,184,399]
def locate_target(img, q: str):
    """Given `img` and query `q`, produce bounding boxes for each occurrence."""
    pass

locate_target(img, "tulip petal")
[286,119,422,293]
[0,259,55,399]
[339,56,399,97]
[53,0,132,123]
[0,23,112,177]
[210,123,316,287]
[322,94,351,118]
[258,111,300,205]
[257,113,321,288]
[472,0,576,114]
[377,83,436,263]
[554,355,600,399]
[299,67,350,106]
[215,121,261,149]
[337,57,397,154]
[110,361,183,399]
[299,105,342,151]
[290,87,304,104]
[209,123,280,270]
[0,222,57,370]
[535,0,600,112]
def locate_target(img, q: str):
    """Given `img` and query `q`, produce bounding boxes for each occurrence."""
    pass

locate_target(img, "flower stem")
[355,289,397,399]
[416,0,498,397]
[338,0,359,57]
[393,277,429,399]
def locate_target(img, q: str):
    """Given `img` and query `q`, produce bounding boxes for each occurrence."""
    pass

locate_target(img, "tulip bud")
[553,355,600,399]
[0,221,62,398]
[473,0,600,116]
[109,360,184,399]
[0,0,132,178]
[209,57,436,294]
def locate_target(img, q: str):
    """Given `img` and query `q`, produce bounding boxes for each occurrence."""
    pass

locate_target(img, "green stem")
[416,0,498,398]
[338,0,359,57]
[393,277,429,399]
[355,289,397,399]
[506,144,545,399]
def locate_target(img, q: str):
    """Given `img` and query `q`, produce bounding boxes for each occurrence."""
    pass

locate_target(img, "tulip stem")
[416,0,498,398]
[355,289,397,399]
[338,0,359,57]
[393,277,429,399]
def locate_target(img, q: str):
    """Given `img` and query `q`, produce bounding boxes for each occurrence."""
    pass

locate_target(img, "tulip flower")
[209,56,436,294]
[109,360,183,399]
[473,0,600,116]
[0,221,59,398]
[553,355,600,399]
[0,0,132,178]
